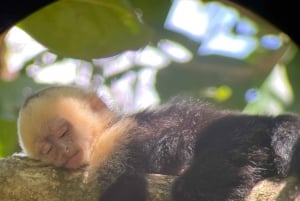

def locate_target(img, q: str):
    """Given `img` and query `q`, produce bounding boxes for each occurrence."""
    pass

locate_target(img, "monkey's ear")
[86,93,107,112]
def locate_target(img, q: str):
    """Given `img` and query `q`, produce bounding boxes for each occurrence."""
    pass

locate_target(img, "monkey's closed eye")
[58,126,69,138]
[41,143,52,155]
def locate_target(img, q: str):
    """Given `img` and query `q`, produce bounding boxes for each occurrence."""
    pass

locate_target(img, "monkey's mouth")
[65,151,83,169]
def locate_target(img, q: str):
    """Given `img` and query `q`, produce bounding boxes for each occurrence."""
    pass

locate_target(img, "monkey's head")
[17,86,115,169]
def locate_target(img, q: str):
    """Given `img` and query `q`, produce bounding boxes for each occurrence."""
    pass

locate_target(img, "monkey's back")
[126,98,228,175]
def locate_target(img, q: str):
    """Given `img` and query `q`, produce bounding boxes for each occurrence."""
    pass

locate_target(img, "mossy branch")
[1,155,300,201]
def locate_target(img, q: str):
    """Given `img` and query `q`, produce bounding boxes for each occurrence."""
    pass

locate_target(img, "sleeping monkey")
[17,85,300,201]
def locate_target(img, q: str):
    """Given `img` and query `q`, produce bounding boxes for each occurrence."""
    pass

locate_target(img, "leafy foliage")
[0,119,18,157]
[18,0,153,59]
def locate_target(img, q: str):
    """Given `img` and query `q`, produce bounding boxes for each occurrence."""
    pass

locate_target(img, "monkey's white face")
[37,117,92,169]
[18,88,114,169]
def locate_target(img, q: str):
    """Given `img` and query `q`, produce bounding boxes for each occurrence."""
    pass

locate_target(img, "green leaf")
[0,119,18,157]
[0,75,47,120]
[18,0,153,59]
[130,0,171,29]
[0,76,49,157]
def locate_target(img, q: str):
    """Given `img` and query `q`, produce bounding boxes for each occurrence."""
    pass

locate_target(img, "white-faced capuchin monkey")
[18,85,300,201]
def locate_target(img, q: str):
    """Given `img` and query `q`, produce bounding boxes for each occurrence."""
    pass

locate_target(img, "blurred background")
[0,0,299,158]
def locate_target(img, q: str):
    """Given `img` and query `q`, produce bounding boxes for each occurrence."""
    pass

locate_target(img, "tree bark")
[0,155,173,201]
[1,155,300,201]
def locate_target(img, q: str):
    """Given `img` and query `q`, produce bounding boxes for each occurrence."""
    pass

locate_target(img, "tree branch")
[1,155,300,201]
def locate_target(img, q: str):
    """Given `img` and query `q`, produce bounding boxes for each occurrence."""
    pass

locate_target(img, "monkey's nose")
[65,146,70,153]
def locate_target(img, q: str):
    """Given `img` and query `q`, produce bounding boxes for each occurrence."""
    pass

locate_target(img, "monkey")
[17,85,300,201]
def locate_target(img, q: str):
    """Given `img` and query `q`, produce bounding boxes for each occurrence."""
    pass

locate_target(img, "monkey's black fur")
[100,98,300,201]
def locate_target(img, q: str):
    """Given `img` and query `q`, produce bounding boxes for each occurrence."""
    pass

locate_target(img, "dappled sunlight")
[260,34,283,50]
[165,0,284,60]
[198,31,257,59]
[165,0,208,41]
[34,59,78,84]
[268,65,294,105]
[5,27,46,72]
[243,65,294,115]
[158,39,193,63]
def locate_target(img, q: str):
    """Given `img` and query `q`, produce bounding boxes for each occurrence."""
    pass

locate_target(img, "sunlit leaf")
[18,0,153,59]
[210,85,232,102]
[285,49,300,113]
[244,65,294,115]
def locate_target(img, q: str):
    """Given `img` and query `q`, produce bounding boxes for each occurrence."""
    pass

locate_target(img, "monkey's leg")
[171,154,270,201]
[171,115,278,201]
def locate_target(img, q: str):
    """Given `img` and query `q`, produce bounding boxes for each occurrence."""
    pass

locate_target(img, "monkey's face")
[37,117,92,169]
[18,89,114,169]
